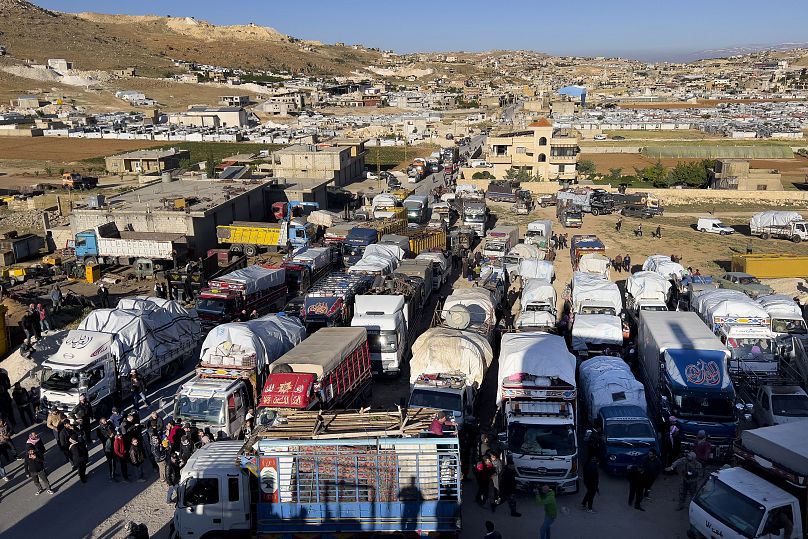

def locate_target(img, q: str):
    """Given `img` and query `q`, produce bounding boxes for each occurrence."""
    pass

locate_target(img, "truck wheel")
[85,257,98,267]
[793,236,802,244]
[761,233,770,240]
[591,208,600,216]
[164,361,179,379]
[540,202,547,208]
[244,244,258,257]
[230,244,243,254]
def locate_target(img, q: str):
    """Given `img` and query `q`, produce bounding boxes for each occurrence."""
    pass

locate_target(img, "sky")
[37,0,808,61]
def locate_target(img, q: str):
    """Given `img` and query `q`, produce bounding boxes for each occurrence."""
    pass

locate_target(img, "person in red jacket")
[113,430,129,481]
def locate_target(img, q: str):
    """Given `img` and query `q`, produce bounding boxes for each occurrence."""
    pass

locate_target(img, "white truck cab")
[717,324,779,374]
[409,374,475,426]
[697,218,735,235]
[173,377,251,439]
[753,384,808,426]
[351,295,408,375]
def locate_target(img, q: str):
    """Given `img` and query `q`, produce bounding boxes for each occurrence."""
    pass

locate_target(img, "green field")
[581,138,804,149]
[364,144,439,169]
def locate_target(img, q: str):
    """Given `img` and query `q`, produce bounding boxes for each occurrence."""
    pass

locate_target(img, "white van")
[697,218,734,235]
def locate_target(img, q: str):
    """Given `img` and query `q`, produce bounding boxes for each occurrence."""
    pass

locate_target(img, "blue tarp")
[558,85,587,106]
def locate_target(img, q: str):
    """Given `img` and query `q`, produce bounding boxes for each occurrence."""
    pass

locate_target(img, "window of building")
[539,137,547,146]
[538,154,547,162]
[559,165,566,173]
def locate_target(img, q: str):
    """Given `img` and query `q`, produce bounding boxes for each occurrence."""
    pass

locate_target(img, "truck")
[440,287,496,342]
[0,232,45,265]
[402,195,429,224]
[496,332,579,493]
[302,272,373,332]
[171,409,461,539]
[196,265,288,330]
[557,188,615,216]
[692,287,770,331]
[557,203,583,228]
[570,234,606,271]
[62,172,98,190]
[462,200,488,237]
[625,270,671,314]
[577,253,611,280]
[569,272,624,356]
[486,181,530,203]
[578,355,659,474]
[74,222,188,271]
[750,210,808,242]
[415,251,450,291]
[216,220,315,257]
[612,191,663,214]
[348,243,403,277]
[751,383,808,426]
[370,193,401,220]
[503,243,542,276]
[41,297,201,417]
[381,228,446,257]
[173,315,305,439]
[757,294,808,355]
[525,219,552,251]
[689,422,808,539]
[482,225,519,260]
[731,253,808,279]
[341,219,407,266]
[642,254,686,282]
[282,246,336,296]
[636,311,737,460]
[257,326,372,416]
[395,259,433,305]
[351,295,409,375]
[515,279,557,332]
[408,327,493,426]
[271,201,319,222]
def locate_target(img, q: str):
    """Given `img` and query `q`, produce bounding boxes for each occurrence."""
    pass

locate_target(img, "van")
[697,218,734,235]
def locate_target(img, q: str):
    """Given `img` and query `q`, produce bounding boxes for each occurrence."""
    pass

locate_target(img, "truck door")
[760,505,796,538]
[178,475,224,535]
[227,391,245,438]
[221,474,251,532]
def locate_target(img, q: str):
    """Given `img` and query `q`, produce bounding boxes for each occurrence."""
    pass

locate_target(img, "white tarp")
[515,311,556,329]
[579,355,646,422]
[521,279,557,312]
[307,210,342,229]
[750,211,803,230]
[519,259,554,282]
[571,314,623,351]
[199,315,305,372]
[409,328,494,386]
[292,247,331,270]
[642,255,685,280]
[691,288,748,315]
[77,297,201,373]
[507,244,542,260]
[693,288,767,324]
[364,243,405,262]
[416,251,447,272]
[348,255,395,275]
[218,265,285,294]
[578,253,611,279]
[442,288,495,326]
[626,271,671,302]
[757,294,803,318]
[571,272,622,313]
[497,332,576,405]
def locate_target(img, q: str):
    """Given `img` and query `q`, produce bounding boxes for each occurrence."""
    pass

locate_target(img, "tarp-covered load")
[521,279,557,312]
[364,243,405,262]
[506,244,542,261]
[497,332,576,405]
[270,327,366,378]
[441,288,495,326]
[515,311,556,329]
[415,251,447,272]
[571,272,622,314]
[292,247,332,270]
[750,211,803,231]
[579,355,646,422]
[578,253,611,280]
[642,255,685,281]
[519,259,554,282]
[626,271,672,302]
[409,328,494,386]
[307,210,342,229]
[693,288,768,326]
[200,315,306,372]
[216,265,285,294]
[757,294,804,318]
[571,314,623,352]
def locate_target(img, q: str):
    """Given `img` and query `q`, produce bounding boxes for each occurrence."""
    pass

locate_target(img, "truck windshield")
[673,391,735,421]
[41,367,80,391]
[525,303,553,313]
[508,423,576,456]
[771,394,808,417]
[693,476,765,539]
[639,304,668,312]
[465,214,486,223]
[409,389,462,413]
[486,241,506,253]
[174,395,225,426]
[772,318,807,334]
[367,330,398,354]
[503,256,520,266]
[196,298,228,316]
[605,419,655,441]
[726,338,774,361]
[580,306,617,316]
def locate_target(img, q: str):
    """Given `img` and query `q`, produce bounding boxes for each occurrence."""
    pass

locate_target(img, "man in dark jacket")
[0,417,18,462]
[72,394,94,443]
[627,464,646,511]
[58,419,74,464]
[98,284,110,308]
[12,382,34,426]
[581,455,600,512]
[69,434,90,483]
[642,448,663,497]
[26,448,54,495]
[495,463,521,517]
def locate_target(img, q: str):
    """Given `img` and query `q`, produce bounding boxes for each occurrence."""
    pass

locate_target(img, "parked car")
[620,205,655,219]
[593,134,607,141]
[715,272,774,298]
[697,217,734,235]
[611,135,626,140]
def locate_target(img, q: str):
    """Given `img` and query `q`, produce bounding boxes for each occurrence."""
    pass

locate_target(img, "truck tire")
[591,208,600,216]
[164,360,179,379]
[761,233,770,240]
[230,244,244,254]
[244,244,258,257]
[540,202,547,208]
[85,257,98,267]
[793,236,802,244]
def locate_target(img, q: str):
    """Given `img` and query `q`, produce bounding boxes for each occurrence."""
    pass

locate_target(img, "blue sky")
[38,0,808,60]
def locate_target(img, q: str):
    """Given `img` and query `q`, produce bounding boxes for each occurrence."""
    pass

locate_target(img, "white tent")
[571,314,623,352]
[626,271,671,302]
[409,328,494,386]
[497,332,576,405]
[578,253,611,280]
[364,243,405,263]
[579,355,646,422]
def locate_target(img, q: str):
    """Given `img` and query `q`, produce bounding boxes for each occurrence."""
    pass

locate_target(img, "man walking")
[642,448,663,498]
[98,284,110,308]
[130,370,150,409]
[12,382,34,426]
[537,484,557,539]
[667,451,703,510]
[628,464,646,511]
[26,448,54,495]
[580,455,599,512]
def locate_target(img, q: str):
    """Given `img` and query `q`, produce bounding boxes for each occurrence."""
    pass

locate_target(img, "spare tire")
[443,304,471,330]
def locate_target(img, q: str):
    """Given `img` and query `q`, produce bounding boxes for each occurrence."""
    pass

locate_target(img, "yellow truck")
[405,228,447,255]
[217,220,315,257]
[731,254,808,278]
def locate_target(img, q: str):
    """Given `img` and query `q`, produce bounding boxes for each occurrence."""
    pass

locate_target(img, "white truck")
[462,200,488,237]
[642,254,686,282]
[752,384,808,426]
[518,258,554,283]
[690,422,808,539]
[440,287,496,342]
[482,225,519,260]
[408,327,494,426]
[415,251,450,291]
[503,243,542,276]
[515,279,557,331]
[351,294,409,376]
[371,193,400,219]
[577,253,611,280]
[173,315,305,439]
[570,272,624,357]
[625,270,671,314]
[347,243,404,276]
[525,219,552,252]
[41,297,201,417]
[757,294,808,355]
[497,332,579,493]
[750,210,808,242]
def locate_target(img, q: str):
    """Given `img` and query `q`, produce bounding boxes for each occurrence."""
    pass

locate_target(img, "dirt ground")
[0,137,166,162]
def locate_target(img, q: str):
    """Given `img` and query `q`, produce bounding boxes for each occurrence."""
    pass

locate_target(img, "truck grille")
[516,466,568,478]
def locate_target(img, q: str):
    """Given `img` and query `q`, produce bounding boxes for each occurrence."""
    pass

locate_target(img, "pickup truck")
[62,172,98,190]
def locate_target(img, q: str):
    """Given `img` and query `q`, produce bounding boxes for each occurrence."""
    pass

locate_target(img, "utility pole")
[376,145,381,191]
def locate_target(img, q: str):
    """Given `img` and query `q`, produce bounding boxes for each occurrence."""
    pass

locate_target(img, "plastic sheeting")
[77,297,201,374]
[497,332,576,405]
[642,255,685,280]
[416,251,447,272]
[442,288,495,326]
[757,294,803,318]
[292,247,332,270]
[409,327,494,386]
[578,253,611,280]
[626,271,671,302]
[693,288,768,325]
[521,279,557,312]
[514,311,556,329]
[199,314,305,372]
[750,211,803,230]
[364,243,405,262]
[519,259,554,282]
[571,314,623,351]
[348,255,396,275]
[270,327,366,377]
[507,244,542,260]
[571,272,622,313]
[218,265,285,294]
[579,356,646,422]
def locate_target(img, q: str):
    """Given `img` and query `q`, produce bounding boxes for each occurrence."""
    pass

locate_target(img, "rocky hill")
[0,0,378,75]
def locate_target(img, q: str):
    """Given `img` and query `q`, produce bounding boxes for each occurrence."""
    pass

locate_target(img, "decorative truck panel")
[96,238,177,260]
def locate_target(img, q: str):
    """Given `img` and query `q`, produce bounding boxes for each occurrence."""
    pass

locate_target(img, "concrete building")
[219,95,250,107]
[269,141,366,187]
[168,106,248,128]
[486,118,579,181]
[47,59,73,71]
[105,148,191,175]
[709,159,783,191]
[70,179,270,254]
[16,95,43,109]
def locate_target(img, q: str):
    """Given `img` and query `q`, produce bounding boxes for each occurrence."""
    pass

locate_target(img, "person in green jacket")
[537,484,558,539]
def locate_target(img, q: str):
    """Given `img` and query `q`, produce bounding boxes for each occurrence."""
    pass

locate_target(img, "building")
[47,59,73,71]
[16,95,43,109]
[219,95,250,107]
[168,106,248,128]
[709,159,783,191]
[486,118,579,181]
[105,148,191,175]
[113,68,137,77]
[69,179,270,254]
[269,141,366,187]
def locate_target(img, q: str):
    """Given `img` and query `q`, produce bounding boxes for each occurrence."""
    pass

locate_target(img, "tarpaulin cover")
[348,255,395,274]
[292,247,331,270]
[579,355,646,422]
[519,259,554,282]
[410,327,493,386]
[515,311,556,329]
[415,251,447,272]
[507,244,542,260]
[757,294,803,318]
[442,287,495,325]
[77,296,200,373]
[497,332,576,405]
[578,253,611,279]
[571,272,622,313]
[693,288,767,324]
[642,255,685,280]
[270,327,366,378]
[217,265,285,294]
[520,279,557,311]
[364,243,404,262]
[199,314,305,372]
[306,210,342,229]
[571,314,623,351]
[626,271,671,302]
[750,211,803,230]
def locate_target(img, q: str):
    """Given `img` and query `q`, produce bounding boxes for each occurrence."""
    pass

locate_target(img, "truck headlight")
[608,455,617,461]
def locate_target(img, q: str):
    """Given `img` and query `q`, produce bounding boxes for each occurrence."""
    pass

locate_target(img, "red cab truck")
[196,265,287,330]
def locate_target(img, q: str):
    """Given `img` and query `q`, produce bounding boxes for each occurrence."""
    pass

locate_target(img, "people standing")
[666,416,682,466]
[72,393,94,444]
[114,430,129,481]
[129,437,146,482]
[57,419,73,464]
[473,456,495,505]
[642,448,663,498]
[25,431,45,457]
[130,370,150,409]
[484,521,502,539]
[178,435,195,466]
[495,462,521,517]
[165,451,182,502]
[489,452,504,511]
[98,284,110,308]
[0,418,18,463]
[50,285,62,313]
[536,484,558,539]
[37,304,51,333]
[46,407,64,442]
[580,455,600,512]
[25,448,54,495]
[98,418,117,480]
[667,451,703,510]
[12,382,34,426]
[616,218,623,232]
[151,429,168,481]
[693,430,713,464]
[69,434,89,483]
[628,464,646,511]
[613,254,623,273]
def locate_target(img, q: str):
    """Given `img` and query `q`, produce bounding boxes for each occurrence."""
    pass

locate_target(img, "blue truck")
[171,409,461,539]
[637,311,738,461]
[74,222,188,274]
[301,272,373,332]
[342,227,379,266]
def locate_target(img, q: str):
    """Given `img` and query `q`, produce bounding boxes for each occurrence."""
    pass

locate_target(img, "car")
[364,171,379,180]
[620,205,655,219]
[714,272,774,299]
[696,217,734,235]
[611,135,626,140]
[593,134,607,141]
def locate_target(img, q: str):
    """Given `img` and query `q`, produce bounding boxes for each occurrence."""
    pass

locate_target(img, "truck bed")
[741,423,808,476]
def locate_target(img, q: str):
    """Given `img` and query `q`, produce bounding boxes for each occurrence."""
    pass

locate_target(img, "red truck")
[257,327,372,416]
[195,265,287,330]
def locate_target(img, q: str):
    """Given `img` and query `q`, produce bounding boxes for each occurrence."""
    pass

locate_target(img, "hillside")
[0,0,379,75]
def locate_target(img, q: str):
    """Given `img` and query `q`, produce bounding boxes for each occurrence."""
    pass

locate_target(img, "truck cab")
[409,374,475,426]
[591,405,659,474]
[482,226,518,260]
[342,228,377,267]
[173,376,253,440]
[525,219,552,250]
[559,208,583,228]
[350,295,409,375]
[717,324,779,374]
[753,384,808,426]
[462,202,488,237]
[403,195,428,224]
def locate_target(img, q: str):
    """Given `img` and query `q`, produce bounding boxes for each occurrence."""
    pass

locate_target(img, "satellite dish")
[444,304,471,330]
